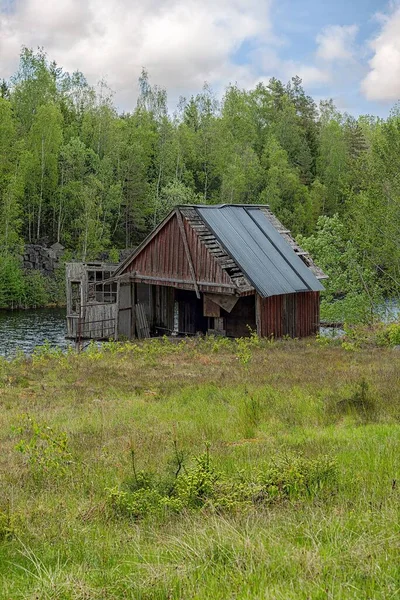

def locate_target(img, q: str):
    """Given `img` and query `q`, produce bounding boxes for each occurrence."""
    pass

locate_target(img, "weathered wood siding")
[67,304,117,339]
[257,291,320,338]
[66,262,118,339]
[125,214,236,294]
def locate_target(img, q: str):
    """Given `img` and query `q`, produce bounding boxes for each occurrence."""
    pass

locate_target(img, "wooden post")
[114,279,120,340]
[255,295,262,337]
[131,282,137,339]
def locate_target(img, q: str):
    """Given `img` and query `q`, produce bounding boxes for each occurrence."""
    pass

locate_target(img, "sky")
[1,0,400,116]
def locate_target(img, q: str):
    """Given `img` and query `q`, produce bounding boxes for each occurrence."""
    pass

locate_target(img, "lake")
[0,308,70,358]
[0,302,398,358]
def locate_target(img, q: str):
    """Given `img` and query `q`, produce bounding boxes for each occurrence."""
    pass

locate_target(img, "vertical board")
[125,213,234,294]
[118,282,132,339]
[259,292,320,338]
[203,295,221,317]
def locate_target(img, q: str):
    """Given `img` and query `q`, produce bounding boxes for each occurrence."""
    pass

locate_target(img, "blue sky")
[267,0,390,115]
[0,0,399,116]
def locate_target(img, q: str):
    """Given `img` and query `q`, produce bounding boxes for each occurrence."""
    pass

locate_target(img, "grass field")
[0,335,399,599]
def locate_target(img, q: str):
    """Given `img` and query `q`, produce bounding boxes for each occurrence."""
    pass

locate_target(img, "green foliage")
[0,504,17,541]
[0,256,65,308]
[106,445,338,521]
[299,214,382,323]
[257,453,338,501]
[22,270,49,307]
[376,323,400,347]
[2,47,400,316]
[0,255,26,308]
[14,414,72,480]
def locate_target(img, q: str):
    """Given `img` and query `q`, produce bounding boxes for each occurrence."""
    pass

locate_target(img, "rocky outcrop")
[23,242,65,276]
[22,244,134,276]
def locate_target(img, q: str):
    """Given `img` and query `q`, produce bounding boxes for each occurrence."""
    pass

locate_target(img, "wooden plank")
[136,303,150,339]
[175,208,200,300]
[255,295,262,336]
[204,293,239,314]
[203,295,221,317]
[114,280,120,340]
[131,283,136,338]
[130,274,237,290]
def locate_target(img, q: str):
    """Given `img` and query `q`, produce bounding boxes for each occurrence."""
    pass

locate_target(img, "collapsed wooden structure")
[66,204,327,341]
[65,261,119,339]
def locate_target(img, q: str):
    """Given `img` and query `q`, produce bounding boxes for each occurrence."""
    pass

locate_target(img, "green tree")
[299,215,381,323]
[260,135,312,234]
[27,104,63,240]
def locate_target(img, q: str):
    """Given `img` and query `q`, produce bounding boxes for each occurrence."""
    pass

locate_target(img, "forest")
[0,47,399,321]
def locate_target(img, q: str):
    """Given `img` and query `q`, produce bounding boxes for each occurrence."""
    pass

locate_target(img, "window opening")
[71,282,81,314]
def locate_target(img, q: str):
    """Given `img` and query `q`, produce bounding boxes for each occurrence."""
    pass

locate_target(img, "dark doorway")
[223,295,256,337]
[176,289,207,335]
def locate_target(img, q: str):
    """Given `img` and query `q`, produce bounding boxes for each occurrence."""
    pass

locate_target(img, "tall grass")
[0,336,399,598]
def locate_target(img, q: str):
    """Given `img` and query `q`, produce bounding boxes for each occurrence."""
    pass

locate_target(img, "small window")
[88,271,96,282]
[71,282,81,314]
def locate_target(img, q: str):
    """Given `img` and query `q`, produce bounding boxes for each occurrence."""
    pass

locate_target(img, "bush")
[23,270,49,307]
[376,323,400,347]
[14,414,72,481]
[0,255,25,308]
[106,447,338,521]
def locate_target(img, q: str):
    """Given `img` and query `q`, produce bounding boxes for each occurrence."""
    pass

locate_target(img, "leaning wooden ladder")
[135,303,150,339]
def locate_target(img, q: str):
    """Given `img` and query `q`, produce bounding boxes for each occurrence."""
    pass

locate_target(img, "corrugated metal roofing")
[196,205,324,298]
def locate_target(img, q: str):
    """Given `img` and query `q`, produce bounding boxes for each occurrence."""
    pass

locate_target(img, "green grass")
[0,336,400,599]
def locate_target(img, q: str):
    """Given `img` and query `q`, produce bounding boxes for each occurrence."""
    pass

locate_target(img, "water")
[0,301,398,358]
[0,308,70,358]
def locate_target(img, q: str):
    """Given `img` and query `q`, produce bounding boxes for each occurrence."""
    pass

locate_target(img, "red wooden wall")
[257,291,320,338]
[125,214,233,294]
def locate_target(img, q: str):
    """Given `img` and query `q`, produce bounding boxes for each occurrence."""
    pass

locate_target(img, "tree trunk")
[36,135,45,240]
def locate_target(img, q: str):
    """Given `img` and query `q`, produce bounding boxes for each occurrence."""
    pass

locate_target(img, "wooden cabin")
[66,261,119,340]
[110,204,327,340]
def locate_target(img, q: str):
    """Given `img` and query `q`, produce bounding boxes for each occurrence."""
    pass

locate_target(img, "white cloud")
[288,64,331,86]
[362,6,400,101]
[316,24,358,62]
[0,0,273,109]
[247,46,331,91]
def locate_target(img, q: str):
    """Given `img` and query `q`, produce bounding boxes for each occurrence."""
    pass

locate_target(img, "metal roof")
[196,205,324,298]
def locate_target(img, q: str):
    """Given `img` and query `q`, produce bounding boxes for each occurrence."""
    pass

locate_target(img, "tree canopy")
[0,48,399,319]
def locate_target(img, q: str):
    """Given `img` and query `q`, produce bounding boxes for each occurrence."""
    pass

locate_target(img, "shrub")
[23,270,49,307]
[0,505,17,541]
[14,414,72,481]
[376,323,400,347]
[0,254,25,308]
[257,454,338,501]
[106,447,338,521]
